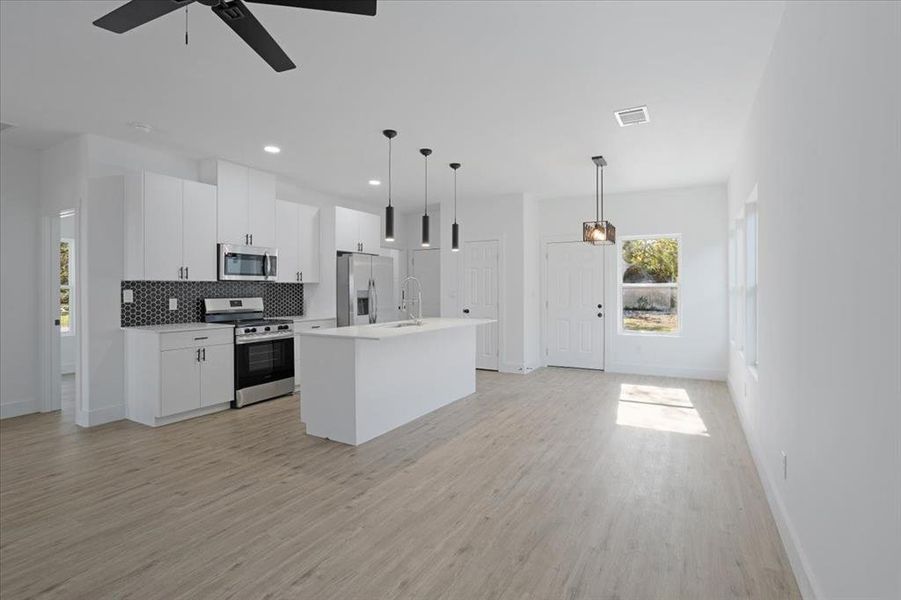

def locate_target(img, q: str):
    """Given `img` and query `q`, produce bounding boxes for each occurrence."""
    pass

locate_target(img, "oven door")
[219,244,278,281]
[235,336,294,392]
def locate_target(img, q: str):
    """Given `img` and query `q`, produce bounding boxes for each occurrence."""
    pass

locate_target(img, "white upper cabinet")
[335,206,381,254]
[276,199,320,283]
[125,172,218,281]
[181,179,218,282]
[275,200,299,283]
[297,204,320,283]
[248,169,276,248]
[143,172,183,281]
[205,160,276,247]
[215,160,248,246]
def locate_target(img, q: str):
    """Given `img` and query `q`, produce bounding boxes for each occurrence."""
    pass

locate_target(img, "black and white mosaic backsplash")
[121,280,304,327]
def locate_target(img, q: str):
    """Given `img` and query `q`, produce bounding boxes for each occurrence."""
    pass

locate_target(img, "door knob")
[597,303,602,309]
[463,308,470,314]
[597,312,603,318]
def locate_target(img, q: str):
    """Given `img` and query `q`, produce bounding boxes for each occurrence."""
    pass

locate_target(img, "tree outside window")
[60,239,74,334]
[620,236,680,334]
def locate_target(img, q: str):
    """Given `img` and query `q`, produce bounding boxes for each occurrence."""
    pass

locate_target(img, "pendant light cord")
[387,137,392,208]
[454,169,458,223]
[424,154,428,216]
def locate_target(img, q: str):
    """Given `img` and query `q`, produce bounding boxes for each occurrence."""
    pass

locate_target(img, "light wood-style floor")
[0,369,799,599]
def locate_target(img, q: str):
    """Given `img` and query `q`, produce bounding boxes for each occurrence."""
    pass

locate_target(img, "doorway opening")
[58,209,77,420]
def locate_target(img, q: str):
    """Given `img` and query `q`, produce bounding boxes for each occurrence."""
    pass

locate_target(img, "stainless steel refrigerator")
[336,253,396,326]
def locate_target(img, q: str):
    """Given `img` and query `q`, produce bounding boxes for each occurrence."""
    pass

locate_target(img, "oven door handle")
[235,333,294,345]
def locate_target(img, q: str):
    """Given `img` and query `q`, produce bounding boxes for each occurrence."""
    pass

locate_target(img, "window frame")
[60,237,75,337]
[744,192,759,367]
[617,233,682,337]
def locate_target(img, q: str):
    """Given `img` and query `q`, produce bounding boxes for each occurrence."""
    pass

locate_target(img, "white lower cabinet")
[292,318,337,389]
[126,326,234,426]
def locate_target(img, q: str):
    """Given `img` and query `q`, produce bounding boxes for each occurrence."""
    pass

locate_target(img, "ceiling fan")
[93,0,377,72]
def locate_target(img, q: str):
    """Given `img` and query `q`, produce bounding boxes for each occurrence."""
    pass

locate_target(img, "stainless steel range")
[204,297,294,408]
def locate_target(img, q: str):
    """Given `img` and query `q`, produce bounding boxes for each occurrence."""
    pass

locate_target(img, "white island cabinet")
[298,318,494,445]
[124,323,234,427]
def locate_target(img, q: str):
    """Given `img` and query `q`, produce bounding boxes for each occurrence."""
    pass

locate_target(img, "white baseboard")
[499,361,540,375]
[727,378,822,600]
[0,398,39,419]
[605,361,726,381]
[84,403,126,426]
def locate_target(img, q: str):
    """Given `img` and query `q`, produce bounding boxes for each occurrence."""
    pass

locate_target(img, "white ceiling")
[0,1,784,209]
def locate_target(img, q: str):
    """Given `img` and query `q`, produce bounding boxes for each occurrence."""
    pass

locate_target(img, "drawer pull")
[311,325,321,329]
[194,336,209,340]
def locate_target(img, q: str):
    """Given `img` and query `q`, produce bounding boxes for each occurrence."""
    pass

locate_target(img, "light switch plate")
[169,298,178,311]
[122,289,134,304]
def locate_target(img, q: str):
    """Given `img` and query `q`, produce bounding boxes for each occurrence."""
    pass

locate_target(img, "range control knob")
[264,326,271,332]
[277,325,289,330]
[245,327,256,334]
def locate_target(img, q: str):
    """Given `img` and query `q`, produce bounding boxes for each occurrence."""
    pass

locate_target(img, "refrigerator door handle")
[371,278,378,323]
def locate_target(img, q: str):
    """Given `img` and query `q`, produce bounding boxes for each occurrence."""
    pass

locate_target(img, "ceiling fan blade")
[244,0,376,17]
[212,0,296,72]
[93,0,195,34]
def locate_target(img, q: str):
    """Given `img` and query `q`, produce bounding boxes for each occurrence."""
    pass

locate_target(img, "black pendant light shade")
[383,129,397,242]
[583,155,616,245]
[450,162,461,252]
[420,148,432,247]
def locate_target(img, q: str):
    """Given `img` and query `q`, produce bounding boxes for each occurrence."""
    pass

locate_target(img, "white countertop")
[270,315,337,323]
[123,322,235,333]
[297,318,494,340]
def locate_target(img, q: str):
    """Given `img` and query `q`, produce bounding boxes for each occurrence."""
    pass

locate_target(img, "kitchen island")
[298,318,494,445]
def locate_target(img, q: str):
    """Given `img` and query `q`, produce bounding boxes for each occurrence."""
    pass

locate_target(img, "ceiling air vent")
[614,106,650,127]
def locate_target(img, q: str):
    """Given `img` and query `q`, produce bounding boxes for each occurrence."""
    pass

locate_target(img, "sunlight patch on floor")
[616,384,709,436]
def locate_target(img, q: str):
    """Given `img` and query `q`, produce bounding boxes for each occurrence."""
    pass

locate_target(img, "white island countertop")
[296,317,493,340]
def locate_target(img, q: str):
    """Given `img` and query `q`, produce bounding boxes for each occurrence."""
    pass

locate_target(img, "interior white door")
[297,204,320,283]
[247,169,276,247]
[143,172,183,281]
[275,200,300,282]
[462,240,499,370]
[181,179,217,281]
[216,161,249,245]
[410,249,441,318]
[160,348,200,416]
[199,344,234,407]
[546,242,605,370]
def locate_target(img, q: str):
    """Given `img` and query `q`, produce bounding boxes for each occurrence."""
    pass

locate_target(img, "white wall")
[0,143,41,418]
[440,192,531,373]
[726,3,901,599]
[537,185,729,380]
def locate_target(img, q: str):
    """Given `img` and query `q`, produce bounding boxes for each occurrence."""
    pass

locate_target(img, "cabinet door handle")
[178,266,183,280]
[202,348,206,361]
[299,271,303,282]
[250,234,253,245]
[193,336,208,341]
[185,266,189,280]
[196,348,201,362]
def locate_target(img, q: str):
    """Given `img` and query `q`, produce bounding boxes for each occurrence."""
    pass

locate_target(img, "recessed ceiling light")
[264,145,281,154]
[128,121,153,133]
[614,105,650,127]
[368,180,381,186]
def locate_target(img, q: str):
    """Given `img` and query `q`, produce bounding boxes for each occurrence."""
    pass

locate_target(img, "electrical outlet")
[122,289,134,304]
[781,451,788,480]
[168,298,178,311]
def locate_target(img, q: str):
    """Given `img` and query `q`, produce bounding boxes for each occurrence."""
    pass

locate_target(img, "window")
[620,235,680,334]
[728,226,738,343]
[745,198,758,366]
[60,238,74,335]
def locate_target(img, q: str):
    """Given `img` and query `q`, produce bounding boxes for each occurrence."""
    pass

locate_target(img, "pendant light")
[450,162,461,252]
[420,148,432,247]
[382,129,397,242]
[583,155,616,245]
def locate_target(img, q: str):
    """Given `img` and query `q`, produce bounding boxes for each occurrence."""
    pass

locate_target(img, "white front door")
[546,242,605,370]
[410,248,441,318]
[462,240,499,371]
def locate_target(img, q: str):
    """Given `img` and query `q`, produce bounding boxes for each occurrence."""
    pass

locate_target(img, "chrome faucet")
[400,276,424,325]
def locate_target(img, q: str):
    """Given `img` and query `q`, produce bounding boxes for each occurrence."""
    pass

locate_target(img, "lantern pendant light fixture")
[382,129,397,242]
[450,162,461,252]
[420,148,432,247]
[583,155,616,245]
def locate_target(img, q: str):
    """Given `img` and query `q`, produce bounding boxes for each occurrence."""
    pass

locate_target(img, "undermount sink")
[381,321,424,328]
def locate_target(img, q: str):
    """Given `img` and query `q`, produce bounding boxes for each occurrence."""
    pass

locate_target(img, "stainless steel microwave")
[218,244,278,281]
